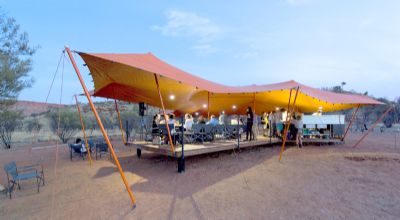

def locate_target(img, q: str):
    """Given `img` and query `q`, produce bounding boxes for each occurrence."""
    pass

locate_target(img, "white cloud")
[191,44,218,55]
[151,9,221,43]
[234,51,259,59]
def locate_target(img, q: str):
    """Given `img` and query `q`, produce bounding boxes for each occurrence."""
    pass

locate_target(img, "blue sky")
[1,0,399,104]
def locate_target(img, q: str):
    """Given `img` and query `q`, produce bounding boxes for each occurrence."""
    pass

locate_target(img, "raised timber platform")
[128,137,281,157]
[286,138,344,145]
[128,137,344,158]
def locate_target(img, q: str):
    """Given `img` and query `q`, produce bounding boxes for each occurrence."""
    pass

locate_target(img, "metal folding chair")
[3,162,45,199]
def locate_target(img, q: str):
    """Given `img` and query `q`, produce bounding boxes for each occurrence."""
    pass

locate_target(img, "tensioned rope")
[50,51,65,220]
[29,52,64,157]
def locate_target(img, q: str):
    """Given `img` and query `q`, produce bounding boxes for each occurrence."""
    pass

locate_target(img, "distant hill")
[12,100,66,116]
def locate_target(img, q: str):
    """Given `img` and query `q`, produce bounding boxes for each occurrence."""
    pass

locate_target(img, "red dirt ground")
[0,133,400,219]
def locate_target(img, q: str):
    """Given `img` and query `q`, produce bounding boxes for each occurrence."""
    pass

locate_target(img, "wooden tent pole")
[154,74,175,153]
[279,87,300,162]
[74,95,92,165]
[65,46,136,207]
[341,104,360,141]
[352,106,393,148]
[114,99,127,145]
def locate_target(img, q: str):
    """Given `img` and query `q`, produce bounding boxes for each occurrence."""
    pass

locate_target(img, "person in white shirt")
[219,112,226,125]
[184,113,194,131]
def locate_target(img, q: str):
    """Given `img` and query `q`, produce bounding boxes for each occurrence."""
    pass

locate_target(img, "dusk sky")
[1,0,399,104]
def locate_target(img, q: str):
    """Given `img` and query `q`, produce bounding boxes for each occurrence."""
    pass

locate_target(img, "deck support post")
[178,115,185,173]
[237,114,240,149]
[352,106,393,148]
[114,99,127,145]
[74,95,92,165]
[279,87,300,162]
[154,74,175,153]
[342,104,360,141]
[65,46,136,207]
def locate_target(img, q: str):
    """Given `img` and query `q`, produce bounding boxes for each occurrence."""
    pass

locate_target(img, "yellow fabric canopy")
[78,52,383,115]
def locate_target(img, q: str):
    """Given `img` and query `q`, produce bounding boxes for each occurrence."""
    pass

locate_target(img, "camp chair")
[213,124,225,140]
[183,128,195,144]
[151,126,161,144]
[191,124,205,143]
[203,124,214,142]
[226,125,237,139]
[95,143,112,160]
[88,139,96,153]
[3,162,45,199]
[158,124,178,145]
[69,143,87,161]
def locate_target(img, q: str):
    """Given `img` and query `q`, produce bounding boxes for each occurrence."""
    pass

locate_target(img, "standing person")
[246,107,254,141]
[294,114,304,148]
[269,111,276,137]
[252,110,259,140]
[275,109,284,138]
[261,112,269,137]
[219,111,226,125]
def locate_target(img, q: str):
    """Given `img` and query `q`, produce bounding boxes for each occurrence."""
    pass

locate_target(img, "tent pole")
[352,106,393,148]
[154,74,175,153]
[286,88,293,114]
[279,87,300,162]
[114,99,127,145]
[341,104,360,141]
[65,46,136,207]
[74,95,92,165]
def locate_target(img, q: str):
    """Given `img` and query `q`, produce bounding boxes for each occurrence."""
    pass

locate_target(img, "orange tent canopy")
[77,51,383,115]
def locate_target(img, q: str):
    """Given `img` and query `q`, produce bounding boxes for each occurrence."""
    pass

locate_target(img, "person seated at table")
[159,114,168,124]
[168,113,176,125]
[207,115,219,126]
[152,114,160,133]
[164,114,178,145]
[197,115,207,124]
[184,113,194,131]
[75,138,87,153]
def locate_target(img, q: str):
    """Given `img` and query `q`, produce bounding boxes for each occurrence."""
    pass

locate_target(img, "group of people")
[260,109,303,147]
[150,107,304,147]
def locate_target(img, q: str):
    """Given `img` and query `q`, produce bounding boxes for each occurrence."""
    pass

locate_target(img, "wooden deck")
[127,136,343,157]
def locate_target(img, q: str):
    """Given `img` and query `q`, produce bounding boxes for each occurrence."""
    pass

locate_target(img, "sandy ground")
[0,132,400,220]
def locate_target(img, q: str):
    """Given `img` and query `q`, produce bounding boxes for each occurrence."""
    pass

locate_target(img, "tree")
[0,10,36,148]
[25,117,42,133]
[0,110,22,148]
[48,109,81,143]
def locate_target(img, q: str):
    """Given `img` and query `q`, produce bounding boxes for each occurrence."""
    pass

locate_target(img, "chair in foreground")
[95,143,112,160]
[3,162,45,199]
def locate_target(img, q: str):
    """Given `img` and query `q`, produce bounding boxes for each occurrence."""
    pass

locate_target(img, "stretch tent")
[78,52,383,114]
